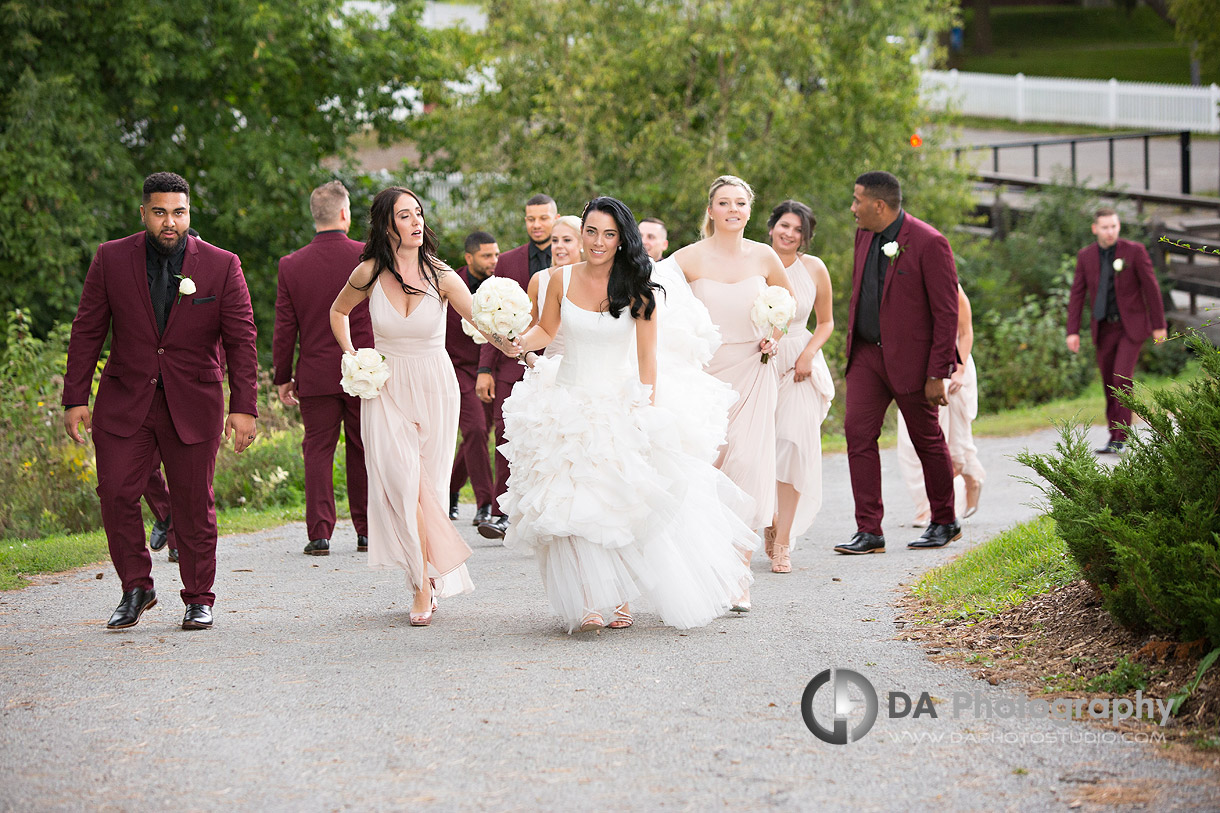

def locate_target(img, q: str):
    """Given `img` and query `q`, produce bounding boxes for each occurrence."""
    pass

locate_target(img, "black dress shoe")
[833,532,886,555]
[908,522,962,549]
[303,538,330,556]
[182,604,213,630]
[106,588,157,629]
[477,515,509,539]
[148,516,171,551]
[356,535,369,552]
[472,504,492,526]
[1095,440,1125,455]
[168,547,178,563]
[449,492,460,521]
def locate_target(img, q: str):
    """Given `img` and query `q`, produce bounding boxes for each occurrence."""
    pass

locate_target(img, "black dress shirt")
[528,242,551,277]
[1093,243,1120,322]
[146,236,187,337]
[855,211,905,346]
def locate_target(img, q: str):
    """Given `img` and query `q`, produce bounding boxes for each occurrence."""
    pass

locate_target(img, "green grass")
[953,6,1216,85]
[911,515,1081,620]
[0,501,308,591]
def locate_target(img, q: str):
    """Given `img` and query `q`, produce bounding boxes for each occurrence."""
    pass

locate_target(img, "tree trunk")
[973,0,993,56]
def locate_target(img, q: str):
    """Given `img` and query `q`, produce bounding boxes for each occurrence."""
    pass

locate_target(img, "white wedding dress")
[500,266,758,631]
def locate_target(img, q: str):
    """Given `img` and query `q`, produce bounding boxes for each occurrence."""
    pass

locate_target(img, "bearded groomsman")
[836,170,960,555]
[447,231,499,526]
[273,181,373,556]
[1066,207,1167,454]
[64,172,258,630]
[475,194,556,538]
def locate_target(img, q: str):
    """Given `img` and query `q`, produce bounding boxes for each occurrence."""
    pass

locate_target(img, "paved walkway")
[2,425,1217,811]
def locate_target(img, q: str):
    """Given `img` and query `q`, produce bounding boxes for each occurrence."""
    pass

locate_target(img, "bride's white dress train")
[500,266,757,631]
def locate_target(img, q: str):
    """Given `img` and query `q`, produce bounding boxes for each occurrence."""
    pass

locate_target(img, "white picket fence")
[921,70,1220,134]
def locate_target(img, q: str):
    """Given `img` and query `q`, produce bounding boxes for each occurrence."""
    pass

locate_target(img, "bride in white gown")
[497,197,758,632]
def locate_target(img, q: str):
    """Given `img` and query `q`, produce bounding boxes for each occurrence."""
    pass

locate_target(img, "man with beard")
[63,172,259,631]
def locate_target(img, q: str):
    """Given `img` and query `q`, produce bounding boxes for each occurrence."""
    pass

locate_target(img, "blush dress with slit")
[362,279,474,598]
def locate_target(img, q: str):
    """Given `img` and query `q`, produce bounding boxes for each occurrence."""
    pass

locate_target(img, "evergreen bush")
[1018,335,1220,644]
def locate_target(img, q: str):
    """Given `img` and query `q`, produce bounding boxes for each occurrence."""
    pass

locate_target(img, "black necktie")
[152,255,172,335]
[1093,254,1111,322]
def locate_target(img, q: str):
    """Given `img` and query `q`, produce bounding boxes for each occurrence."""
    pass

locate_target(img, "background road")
[2,425,1217,811]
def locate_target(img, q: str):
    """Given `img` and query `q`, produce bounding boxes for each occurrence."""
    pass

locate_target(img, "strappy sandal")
[764,526,777,560]
[607,604,634,629]
[578,611,604,632]
[410,581,438,626]
[771,544,791,574]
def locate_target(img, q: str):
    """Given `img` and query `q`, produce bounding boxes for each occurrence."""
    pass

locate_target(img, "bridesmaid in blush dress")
[669,175,793,611]
[526,215,583,359]
[330,187,514,626]
[764,200,835,574]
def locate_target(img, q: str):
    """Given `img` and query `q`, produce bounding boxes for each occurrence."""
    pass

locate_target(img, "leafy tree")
[0,0,465,346]
[1170,0,1220,83]
[416,0,972,294]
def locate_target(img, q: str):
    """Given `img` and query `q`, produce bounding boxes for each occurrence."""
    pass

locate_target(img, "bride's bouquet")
[750,286,797,364]
[460,317,487,345]
[471,277,533,343]
[340,348,391,399]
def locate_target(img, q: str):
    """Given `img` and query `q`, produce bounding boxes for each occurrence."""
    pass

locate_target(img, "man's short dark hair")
[464,230,497,254]
[1094,206,1118,220]
[143,172,190,203]
[640,217,667,232]
[525,194,555,208]
[855,171,902,211]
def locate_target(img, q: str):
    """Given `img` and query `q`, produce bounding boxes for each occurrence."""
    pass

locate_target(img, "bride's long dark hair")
[358,187,446,297]
[582,196,662,320]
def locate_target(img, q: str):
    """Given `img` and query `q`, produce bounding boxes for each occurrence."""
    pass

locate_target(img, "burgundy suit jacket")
[1067,238,1165,345]
[63,233,259,445]
[446,265,491,385]
[846,212,959,394]
[478,243,531,384]
[273,231,372,397]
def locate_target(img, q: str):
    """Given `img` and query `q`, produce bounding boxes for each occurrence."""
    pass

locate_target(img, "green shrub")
[1017,335,1220,644]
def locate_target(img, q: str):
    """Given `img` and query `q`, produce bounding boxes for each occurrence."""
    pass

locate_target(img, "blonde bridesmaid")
[764,200,835,573]
[669,175,793,611]
[526,215,583,358]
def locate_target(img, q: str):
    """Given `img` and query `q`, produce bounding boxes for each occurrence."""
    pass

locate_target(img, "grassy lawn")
[910,515,1080,620]
[953,6,1215,85]
[0,502,308,591]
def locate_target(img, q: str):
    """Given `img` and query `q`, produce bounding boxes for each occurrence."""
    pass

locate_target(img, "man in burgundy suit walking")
[1066,207,1167,454]
[446,231,500,525]
[63,172,259,630]
[475,194,556,539]
[273,181,372,556]
[836,171,961,555]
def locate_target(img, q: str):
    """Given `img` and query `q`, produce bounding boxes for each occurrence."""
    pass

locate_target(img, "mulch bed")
[896,579,1220,767]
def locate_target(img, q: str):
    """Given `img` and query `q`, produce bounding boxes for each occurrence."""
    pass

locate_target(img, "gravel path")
[2,424,1217,811]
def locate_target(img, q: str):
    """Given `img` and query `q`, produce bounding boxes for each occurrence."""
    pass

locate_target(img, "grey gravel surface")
[2,424,1217,812]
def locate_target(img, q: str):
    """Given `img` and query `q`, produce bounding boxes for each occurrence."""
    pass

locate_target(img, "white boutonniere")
[176,275,196,303]
[1112,258,1124,273]
[882,241,906,260]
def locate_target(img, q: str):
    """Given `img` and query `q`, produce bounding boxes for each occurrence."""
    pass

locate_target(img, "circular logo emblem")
[801,669,879,744]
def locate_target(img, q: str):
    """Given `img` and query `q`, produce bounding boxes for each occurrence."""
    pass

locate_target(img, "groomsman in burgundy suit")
[475,194,556,538]
[273,181,372,556]
[1066,208,1167,454]
[63,172,259,630]
[836,171,961,555]
[446,231,500,525]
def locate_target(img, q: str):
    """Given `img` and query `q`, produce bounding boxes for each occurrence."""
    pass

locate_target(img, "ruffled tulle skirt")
[500,356,758,631]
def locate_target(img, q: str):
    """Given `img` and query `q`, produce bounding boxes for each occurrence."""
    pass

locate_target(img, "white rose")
[367,362,391,392]
[882,241,899,259]
[354,347,383,369]
[751,286,796,331]
[342,369,378,399]
[340,353,360,378]
[491,311,517,335]
[178,277,197,296]
[461,318,488,344]
[1113,259,1124,272]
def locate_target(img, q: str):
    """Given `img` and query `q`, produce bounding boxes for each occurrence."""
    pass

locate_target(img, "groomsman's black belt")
[1103,314,1122,324]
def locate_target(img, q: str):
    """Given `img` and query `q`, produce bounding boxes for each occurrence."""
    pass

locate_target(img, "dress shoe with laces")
[148,516,171,551]
[833,532,886,555]
[478,515,509,539]
[449,492,460,521]
[908,522,962,549]
[303,538,330,556]
[106,588,157,629]
[1096,440,1125,455]
[356,535,369,552]
[167,547,178,563]
[472,504,492,526]
[182,604,213,630]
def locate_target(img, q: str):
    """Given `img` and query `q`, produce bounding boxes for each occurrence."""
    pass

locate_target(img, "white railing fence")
[921,70,1220,134]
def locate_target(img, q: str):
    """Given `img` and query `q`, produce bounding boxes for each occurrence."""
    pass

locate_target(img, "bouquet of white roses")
[471,277,533,341]
[340,348,391,399]
[750,285,796,363]
[460,317,487,345]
